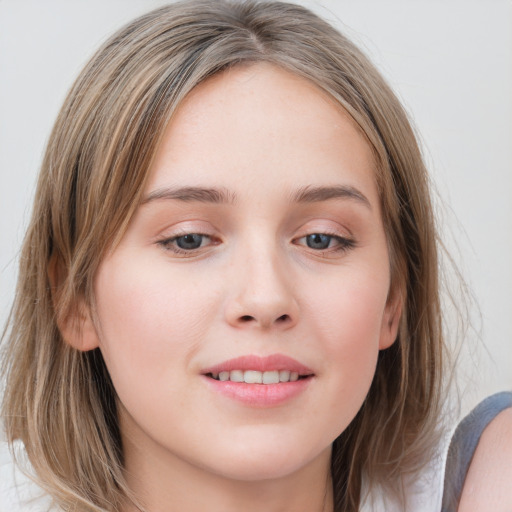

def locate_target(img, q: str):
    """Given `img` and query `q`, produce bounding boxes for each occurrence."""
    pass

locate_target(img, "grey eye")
[306,234,332,250]
[175,234,205,250]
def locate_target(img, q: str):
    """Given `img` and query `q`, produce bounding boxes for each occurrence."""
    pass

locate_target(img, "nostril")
[235,313,293,326]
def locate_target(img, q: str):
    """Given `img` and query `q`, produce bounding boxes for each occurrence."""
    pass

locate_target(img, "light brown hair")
[1,1,445,510]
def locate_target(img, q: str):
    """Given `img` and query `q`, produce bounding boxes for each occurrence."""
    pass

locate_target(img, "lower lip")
[203,376,312,407]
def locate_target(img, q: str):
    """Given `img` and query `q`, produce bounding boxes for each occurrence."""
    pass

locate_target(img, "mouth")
[206,369,311,384]
[201,354,314,406]
[201,353,315,398]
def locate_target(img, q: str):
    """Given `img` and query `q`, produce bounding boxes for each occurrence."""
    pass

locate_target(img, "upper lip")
[202,354,314,376]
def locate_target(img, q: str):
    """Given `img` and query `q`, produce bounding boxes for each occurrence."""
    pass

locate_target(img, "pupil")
[307,234,330,249]
[176,234,203,250]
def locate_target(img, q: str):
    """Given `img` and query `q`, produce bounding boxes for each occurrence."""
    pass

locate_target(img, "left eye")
[303,233,334,250]
[295,233,354,252]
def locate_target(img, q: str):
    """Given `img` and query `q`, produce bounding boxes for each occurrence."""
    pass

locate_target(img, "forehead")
[145,63,378,206]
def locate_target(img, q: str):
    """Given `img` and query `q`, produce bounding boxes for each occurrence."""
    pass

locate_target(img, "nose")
[224,247,299,331]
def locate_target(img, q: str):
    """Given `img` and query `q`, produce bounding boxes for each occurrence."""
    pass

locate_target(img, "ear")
[48,253,100,352]
[379,290,403,350]
[59,300,100,352]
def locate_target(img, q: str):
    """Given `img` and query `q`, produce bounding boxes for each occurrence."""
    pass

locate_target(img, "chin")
[211,459,308,482]
[200,439,330,482]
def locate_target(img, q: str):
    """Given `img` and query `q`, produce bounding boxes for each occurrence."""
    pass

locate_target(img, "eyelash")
[157,231,356,257]
[293,233,356,254]
[157,233,217,256]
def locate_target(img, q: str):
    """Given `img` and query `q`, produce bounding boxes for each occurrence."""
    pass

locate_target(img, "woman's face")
[86,63,400,483]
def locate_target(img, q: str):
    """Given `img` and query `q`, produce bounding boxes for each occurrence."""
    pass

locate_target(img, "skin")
[66,63,401,512]
[458,407,512,511]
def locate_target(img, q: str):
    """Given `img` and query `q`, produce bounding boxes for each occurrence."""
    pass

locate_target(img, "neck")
[120,430,333,512]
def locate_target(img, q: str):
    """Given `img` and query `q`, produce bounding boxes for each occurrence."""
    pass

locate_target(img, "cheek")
[304,267,389,422]
[308,265,389,348]
[92,255,217,396]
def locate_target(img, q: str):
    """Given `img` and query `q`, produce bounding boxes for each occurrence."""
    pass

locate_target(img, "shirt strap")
[441,391,512,511]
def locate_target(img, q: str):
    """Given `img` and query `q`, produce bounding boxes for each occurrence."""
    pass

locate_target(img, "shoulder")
[442,391,512,512]
[360,449,445,512]
[458,406,512,511]
[0,438,56,512]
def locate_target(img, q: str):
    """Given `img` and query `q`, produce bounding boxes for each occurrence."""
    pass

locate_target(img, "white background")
[0,0,511,418]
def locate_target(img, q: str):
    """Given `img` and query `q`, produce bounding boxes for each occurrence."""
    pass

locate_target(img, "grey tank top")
[441,391,512,511]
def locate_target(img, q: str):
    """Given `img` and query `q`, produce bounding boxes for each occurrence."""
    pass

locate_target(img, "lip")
[202,353,314,375]
[201,354,314,407]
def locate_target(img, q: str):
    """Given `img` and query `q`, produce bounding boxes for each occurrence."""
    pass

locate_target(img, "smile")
[202,354,314,406]
[208,370,303,383]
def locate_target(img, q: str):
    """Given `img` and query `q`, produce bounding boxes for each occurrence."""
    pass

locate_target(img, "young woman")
[1,1,447,511]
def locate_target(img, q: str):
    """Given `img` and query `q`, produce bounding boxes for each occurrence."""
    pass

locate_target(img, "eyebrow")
[142,186,236,205]
[141,184,371,209]
[291,185,372,209]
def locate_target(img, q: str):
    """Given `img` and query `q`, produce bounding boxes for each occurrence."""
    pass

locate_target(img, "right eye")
[158,233,214,255]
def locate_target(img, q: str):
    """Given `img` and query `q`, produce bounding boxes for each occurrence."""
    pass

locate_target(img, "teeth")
[279,370,290,382]
[262,371,279,384]
[230,370,244,382]
[244,370,262,384]
[210,369,306,384]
